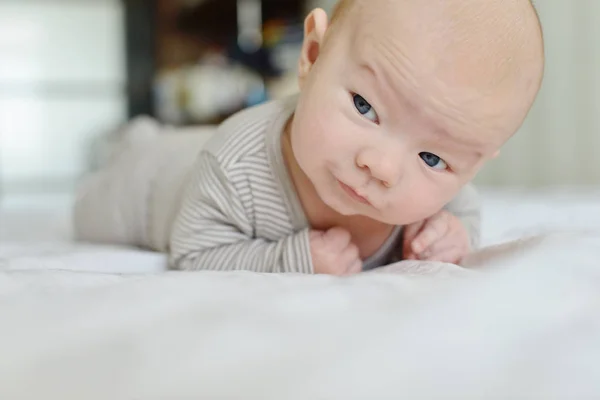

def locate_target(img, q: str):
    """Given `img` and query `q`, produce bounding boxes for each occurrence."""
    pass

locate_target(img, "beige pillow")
[73,117,216,252]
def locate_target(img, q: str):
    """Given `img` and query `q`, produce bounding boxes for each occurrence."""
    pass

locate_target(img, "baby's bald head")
[330,0,541,45]
[322,0,544,143]
[289,0,545,224]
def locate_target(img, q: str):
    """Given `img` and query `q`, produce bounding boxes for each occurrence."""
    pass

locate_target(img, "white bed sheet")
[0,233,599,399]
[0,187,599,399]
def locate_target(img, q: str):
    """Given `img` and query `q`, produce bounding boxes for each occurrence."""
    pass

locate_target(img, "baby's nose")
[356,149,402,187]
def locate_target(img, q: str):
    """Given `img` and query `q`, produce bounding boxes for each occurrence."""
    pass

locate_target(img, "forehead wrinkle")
[351,6,485,117]
[426,94,508,148]
[366,40,477,136]
[331,0,542,92]
[355,37,478,144]
[360,35,423,108]
[357,46,492,155]
[331,0,543,144]
[372,34,514,144]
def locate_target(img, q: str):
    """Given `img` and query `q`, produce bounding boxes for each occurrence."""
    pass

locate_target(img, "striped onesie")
[169,95,481,273]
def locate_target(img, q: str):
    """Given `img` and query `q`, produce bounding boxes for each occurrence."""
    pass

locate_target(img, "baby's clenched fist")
[310,227,362,276]
[402,210,470,264]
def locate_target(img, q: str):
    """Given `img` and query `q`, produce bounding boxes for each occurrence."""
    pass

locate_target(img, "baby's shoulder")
[202,98,289,168]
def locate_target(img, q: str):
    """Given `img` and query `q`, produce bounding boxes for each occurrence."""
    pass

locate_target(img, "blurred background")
[0,0,598,212]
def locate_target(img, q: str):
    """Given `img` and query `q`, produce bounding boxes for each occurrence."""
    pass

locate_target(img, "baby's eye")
[419,152,448,170]
[353,93,379,123]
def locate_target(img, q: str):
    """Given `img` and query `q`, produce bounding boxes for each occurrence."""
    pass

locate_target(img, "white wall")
[0,0,126,194]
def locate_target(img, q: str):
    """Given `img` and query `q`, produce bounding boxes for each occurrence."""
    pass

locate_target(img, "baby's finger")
[418,235,458,259]
[345,259,363,275]
[423,246,464,264]
[403,220,425,243]
[411,214,450,254]
[402,220,426,255]
[341,243,360,265]
[309,230,323,241]
[324,227,352,251]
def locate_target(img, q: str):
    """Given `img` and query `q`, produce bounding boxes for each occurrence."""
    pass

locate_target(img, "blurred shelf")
[174,0,303,47]
[125,0,307,123]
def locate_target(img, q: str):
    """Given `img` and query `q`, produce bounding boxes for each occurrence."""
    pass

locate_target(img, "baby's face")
[290,1,543,225]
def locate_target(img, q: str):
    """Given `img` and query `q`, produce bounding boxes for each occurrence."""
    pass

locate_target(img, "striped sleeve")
[443,183,481,250]
[169,152,314,274]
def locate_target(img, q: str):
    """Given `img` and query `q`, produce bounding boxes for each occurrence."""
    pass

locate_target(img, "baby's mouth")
[337,180,372,206]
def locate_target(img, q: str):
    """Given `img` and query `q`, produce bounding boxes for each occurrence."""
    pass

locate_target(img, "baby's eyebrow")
[356,62,418,114]
[427,125,488,160]
[358,60,402,91]
[435,128,477,147]
[359,63,378,80]
[356,62,385,91]
[435,145,484,169]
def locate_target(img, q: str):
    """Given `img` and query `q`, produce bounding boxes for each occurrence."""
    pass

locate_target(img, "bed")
[1,186,599,399]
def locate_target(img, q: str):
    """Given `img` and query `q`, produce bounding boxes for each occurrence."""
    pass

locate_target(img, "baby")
[169,0,544,275]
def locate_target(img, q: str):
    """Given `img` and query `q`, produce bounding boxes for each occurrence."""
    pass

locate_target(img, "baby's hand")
[310,227,362,275]
[402,210,470,264]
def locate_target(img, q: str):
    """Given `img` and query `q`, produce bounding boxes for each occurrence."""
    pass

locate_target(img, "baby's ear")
[298,8,329,88]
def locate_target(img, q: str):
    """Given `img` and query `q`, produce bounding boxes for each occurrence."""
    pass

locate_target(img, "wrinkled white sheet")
[0,233,600,399]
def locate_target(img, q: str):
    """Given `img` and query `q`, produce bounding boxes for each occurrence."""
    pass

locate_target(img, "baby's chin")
[318,190,369,218]
[322,195,397,223]
[321,195,357,217]
[333,202,435,226]
[317,181,436,225]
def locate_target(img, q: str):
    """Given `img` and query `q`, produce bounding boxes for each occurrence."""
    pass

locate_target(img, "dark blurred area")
[130,0,323,126]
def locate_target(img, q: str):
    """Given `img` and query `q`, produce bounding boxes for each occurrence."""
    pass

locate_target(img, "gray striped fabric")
[169,95,481,273]
[169,96,314,273]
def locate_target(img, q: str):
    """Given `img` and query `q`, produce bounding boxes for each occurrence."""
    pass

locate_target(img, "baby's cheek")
[309,122,350,162]
[294,116,325,153]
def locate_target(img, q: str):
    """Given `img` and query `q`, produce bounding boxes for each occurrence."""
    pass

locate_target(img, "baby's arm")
[443,183,481,249]
[169,152,313,273]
